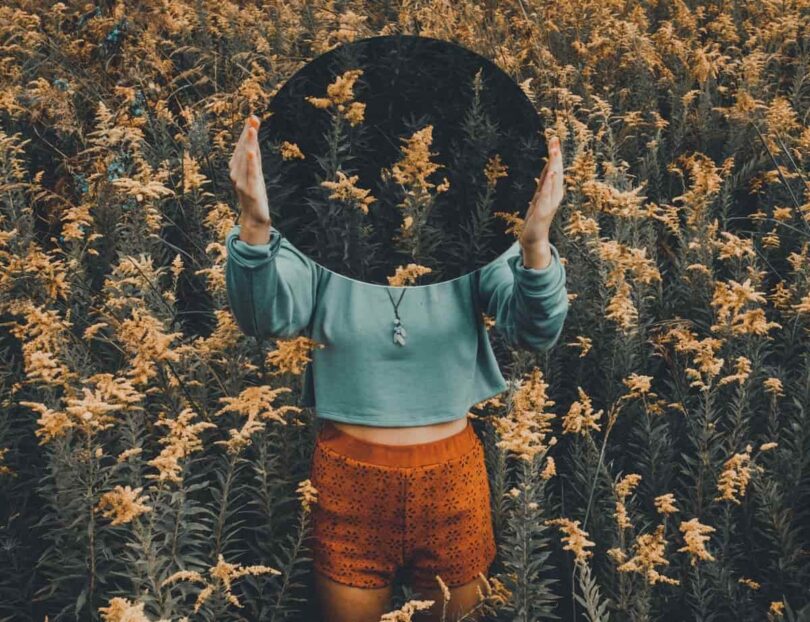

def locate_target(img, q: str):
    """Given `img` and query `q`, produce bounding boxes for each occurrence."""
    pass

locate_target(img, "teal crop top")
[225,223,570,427]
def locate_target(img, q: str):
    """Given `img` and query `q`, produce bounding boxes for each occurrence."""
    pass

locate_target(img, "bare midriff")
[330,416,469,446]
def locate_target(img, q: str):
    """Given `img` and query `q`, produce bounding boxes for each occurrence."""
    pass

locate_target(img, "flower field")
[0,1,808,621]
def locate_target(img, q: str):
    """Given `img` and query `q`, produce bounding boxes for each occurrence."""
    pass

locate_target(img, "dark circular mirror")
[259,34,546,286]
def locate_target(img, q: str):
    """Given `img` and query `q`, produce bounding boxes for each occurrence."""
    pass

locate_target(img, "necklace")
[385,287,408,346]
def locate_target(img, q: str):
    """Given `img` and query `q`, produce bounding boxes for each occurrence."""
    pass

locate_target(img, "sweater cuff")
[509,243,564,295]
[225,223,283,270]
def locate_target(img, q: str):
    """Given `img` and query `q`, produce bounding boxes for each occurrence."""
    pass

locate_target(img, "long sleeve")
[475,241,569,352]
[225,223,320,339]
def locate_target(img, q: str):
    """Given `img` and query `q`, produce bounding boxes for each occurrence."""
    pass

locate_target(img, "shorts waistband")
[316,418,477,468]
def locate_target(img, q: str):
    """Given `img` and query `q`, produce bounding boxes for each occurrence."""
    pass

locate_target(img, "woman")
[226,114,568,622]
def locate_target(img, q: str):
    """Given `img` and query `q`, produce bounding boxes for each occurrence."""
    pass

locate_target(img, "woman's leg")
[411,574,489,622]
[313,568,394,622]
[308,423,405,621]
[405,428,498,622]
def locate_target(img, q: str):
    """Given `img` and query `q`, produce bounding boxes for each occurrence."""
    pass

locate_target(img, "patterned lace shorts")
[307,417,497,593]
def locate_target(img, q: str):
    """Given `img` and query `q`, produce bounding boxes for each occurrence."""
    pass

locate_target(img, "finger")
[248,124,262,169]
[230,117,252,169]
[234,123,261,185]
[228,120,250,175]
[244,133,262,189]
[541,170,555,201]
[527,135,560,211]
[546,137,564,202]
[533,160,549,199]
[230,115,259,170]
[526,160,550,220]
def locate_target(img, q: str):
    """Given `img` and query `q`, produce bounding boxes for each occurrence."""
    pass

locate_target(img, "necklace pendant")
[393,319,407,346]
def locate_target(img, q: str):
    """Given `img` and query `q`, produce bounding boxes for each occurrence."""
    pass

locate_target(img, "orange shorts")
[307,418,497,592]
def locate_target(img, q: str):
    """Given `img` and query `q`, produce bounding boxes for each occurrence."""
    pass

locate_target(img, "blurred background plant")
[0,1,808,621]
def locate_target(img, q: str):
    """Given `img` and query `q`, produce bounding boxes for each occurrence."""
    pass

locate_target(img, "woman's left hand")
[518,135,565,262]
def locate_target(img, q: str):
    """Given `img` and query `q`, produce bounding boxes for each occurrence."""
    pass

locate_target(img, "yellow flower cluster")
[386,125,450,196]
[387,263,434,287]
[96,485,152,526]
[305,68,366,127]
[215,386,302,455]
[654,493,679,515]
[23,374,145,444]
[484,153,509,187]
[677,518,716,565]
[148,407,216,484]
[715,445,754,504]
[279,141,305,160]
[379,599,436,621]
[493,368,557,462]
[616,524,680,586]
[545,517,596,562]
[296,478,318,514]
[162,553,281,613]
[614,473,642,530]
[562,386,603,436]
[99,597,182,622]
[266,335,324,376]
[719,355,752,386]
[320,169,377,215]
[710,278,782,336]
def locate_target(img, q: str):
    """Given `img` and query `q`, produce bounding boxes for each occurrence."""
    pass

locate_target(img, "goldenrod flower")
[99,597,151,622]
[614,474,642,530]
[320,170,377,214]
[387,263,433,287]
[379,599,436,621]
[484,153,509,187]
[148,408,216,483]
[719,356,752,386]
[654,493,679,515]
[617,524,679,585]
[738,577,760,590]
[163,554,280,613]
[541,456,557,480]
[623,373,654,398]
[96,485,152,526]
[763,377,784,396]
[562,386,603,436]
[568,335,592,357]
[545,517,595,562]
[434,575,451,602]
[678,518,716,565]
[266,336,324,376]
[279,141,305,160]
[297,478,318,514]
[715,446,753,504]
[493,368,557,462]
[769,601,785,617]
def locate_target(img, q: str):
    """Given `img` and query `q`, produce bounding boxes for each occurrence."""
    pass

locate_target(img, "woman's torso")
[330,416,469,445]
[309,266,486,443]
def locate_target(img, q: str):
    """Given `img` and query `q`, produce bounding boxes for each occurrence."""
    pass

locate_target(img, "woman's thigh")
[411,573,490,622]
[313,568,394,622]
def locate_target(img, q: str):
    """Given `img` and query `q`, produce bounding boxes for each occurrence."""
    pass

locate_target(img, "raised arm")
[225,114,320,339]
[475,241,569,352]
[225,223,320,339]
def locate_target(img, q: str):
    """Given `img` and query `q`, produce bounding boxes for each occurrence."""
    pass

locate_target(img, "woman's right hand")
[230,114,272,243]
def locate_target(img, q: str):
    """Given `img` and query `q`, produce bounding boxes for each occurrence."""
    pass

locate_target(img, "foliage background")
[0,1,808,621]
